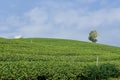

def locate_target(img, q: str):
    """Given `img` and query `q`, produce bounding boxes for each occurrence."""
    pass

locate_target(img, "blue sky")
[0,0,120,46]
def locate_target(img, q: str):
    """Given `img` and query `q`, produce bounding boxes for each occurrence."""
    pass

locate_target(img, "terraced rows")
[0,38,120,80]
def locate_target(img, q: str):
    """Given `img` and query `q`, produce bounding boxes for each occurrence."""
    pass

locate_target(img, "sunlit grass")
[0,38,120,79]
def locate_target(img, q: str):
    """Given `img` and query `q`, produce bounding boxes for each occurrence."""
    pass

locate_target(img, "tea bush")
[0,38,120,79]
[78,63,120,80]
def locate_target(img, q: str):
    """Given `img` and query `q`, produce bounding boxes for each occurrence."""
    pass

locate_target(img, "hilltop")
[0,38,120,80]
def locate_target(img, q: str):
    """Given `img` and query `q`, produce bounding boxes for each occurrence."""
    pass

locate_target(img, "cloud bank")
[0,0,120,46]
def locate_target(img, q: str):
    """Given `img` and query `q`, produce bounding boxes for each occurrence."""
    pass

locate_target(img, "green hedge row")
[78,63,120,80]
[0,62,119,80]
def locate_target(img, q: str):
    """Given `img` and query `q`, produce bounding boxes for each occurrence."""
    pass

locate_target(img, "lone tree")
[88,30,98,43]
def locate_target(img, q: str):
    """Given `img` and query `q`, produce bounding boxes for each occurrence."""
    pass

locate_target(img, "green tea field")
[0,38,120,80]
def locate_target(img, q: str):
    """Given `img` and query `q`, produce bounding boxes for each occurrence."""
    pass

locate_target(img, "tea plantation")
[0,38,120,80]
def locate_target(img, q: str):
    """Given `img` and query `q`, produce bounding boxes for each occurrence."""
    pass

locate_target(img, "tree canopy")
[88,30,98,43]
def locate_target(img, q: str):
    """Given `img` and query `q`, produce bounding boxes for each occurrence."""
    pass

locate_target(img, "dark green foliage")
[89,36,97,43]
[88,30,98,43]
[79,63,120,80]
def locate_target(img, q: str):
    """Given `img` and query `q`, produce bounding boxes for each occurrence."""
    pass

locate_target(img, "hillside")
[0,38,120,80]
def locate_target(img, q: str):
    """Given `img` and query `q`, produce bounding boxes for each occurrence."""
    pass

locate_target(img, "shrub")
[78,63,120,80]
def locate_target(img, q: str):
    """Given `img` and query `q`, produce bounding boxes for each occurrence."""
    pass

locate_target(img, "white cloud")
[25,7,48,24]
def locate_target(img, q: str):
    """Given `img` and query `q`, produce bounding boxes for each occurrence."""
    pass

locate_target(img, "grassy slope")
[0,38,120,79]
